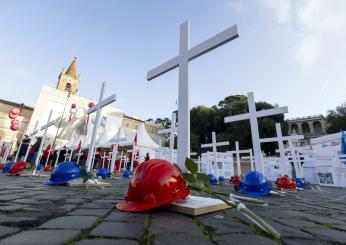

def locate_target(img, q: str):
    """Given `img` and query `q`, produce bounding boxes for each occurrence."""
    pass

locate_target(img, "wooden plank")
[166,195,232,216]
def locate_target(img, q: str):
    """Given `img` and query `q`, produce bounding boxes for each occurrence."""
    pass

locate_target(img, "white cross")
[287,140,304,178]
[201,132,229,178]
[241,154,255,172]
[76,150,84,165]
[260,123,304,177]
[227,141,252,176]
[24,121,39,162]
[224,92,288,174]
[85,82,116,172]
[44,147,54,166]
[158,112,177,164]
[101,152,108,168]
[148,21,239,172]
[64,150,70,162]
[33,110,54,175]
[14,127,29,163]
[109,129,127,172]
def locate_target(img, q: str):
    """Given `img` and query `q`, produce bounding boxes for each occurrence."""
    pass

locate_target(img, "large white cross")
[33,110,54,175]
[227,141,252,176]
[260,123,304,177]
[158,112,177,164]
[85,82,116,172]
[201,132,229,178]
[147,21,239,172]
[224,92,288,174]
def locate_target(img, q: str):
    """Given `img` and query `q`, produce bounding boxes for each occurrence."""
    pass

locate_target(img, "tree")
[326,102,346,133]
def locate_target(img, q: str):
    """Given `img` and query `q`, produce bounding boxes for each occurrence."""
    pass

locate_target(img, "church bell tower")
[56,57,81,95]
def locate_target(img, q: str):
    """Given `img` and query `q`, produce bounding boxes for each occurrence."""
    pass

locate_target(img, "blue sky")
[0,0,345,121]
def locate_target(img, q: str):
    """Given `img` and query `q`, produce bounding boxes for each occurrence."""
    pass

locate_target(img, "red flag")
[75,140,81,152]
[133,132,138,146]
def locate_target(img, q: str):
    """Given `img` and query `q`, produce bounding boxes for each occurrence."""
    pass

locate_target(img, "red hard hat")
[8,161,27,174]
[116,159,190,212]
[44,165,54,172]
[0,163,5,170]
[276,176,297,190]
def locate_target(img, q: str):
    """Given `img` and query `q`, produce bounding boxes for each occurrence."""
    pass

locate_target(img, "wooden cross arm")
[158,127,178,134]
[201,142,229,148]
[87,94,116,114]
[188,25,238,62]
[225,106,288,123]
[147,24,239,81]
[29,130,39,137]
[41,117,61,130]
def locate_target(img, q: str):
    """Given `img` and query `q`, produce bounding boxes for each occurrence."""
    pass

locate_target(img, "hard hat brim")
[116,190,190,212]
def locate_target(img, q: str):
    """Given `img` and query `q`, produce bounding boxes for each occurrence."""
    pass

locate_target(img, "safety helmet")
[36,164,43,171]
[218,176,225,183]
[2,162,14,173]
[208,174,218,185]
[276,176,297,190]
[0,163,6,170]
[96,168,111,179]
[233,175,241,191]
[295,178,306,188]
[116,159,190,212]
[8,161,27,174]
[123,169,132,178]
[47,161,80,185]
[240,171,271,196]
[43,165,54,172]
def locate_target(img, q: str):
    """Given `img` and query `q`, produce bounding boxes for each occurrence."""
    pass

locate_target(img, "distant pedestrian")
[145,153,150,161]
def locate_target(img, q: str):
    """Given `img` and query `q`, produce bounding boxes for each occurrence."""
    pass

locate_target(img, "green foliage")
[326,102,346,133]
[80,168,94,183]
[183,158,211,193]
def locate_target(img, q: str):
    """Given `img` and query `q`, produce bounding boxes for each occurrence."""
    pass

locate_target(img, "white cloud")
[9,67,34,79]
[225,0,249,14]
[257,0,292,24]
[255,0,346,67]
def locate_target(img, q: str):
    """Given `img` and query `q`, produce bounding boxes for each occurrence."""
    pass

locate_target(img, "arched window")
[291,124,299,134]
[301,122,310,133]
[313,121,323,133]
[65,82,71,92]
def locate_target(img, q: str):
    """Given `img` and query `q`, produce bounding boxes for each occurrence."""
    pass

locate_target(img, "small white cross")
[260,123,304,177]
[201,132,229,178]
[158,112,177,164]
[227,141,252,176]
[224,92,288,175]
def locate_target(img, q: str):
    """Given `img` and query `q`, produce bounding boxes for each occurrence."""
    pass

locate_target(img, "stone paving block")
[64,198,88,204]
[75,239,138,245]
[80,202,115,209]
[213,234,279,245]
[282,238,327,245]
[0,205,30,212]
[0,226,20,238]
[302,227,346,243]
[0,229,80,245]
[31,195,64,201]
[39,216,98,230]
[54,204,77,212]
[149,216,203,235]
[275,219,323,228]
[10,198,50,205]
[0,215,40,226]
[198,212,256,234]
[68,208,111,217]
[266,220,314,239]
[90,222,145,239]
[153,233,213,245]
[105,211,147,223]
[305,215,344,225]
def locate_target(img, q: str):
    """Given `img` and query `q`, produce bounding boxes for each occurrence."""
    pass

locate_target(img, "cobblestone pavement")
[0,174,345,245]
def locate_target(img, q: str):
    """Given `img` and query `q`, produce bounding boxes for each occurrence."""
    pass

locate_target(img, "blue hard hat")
[2,162,14,173]
[36,164,43,171]
[295,178,306,188]
[218,176,225,182]
[47,161,80,185]
[96,168,111,179]
[208,174,218,185]
[240,171,271,196]
[123,170,132,178]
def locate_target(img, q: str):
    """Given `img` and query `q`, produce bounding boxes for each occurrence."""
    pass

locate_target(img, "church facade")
[2,58,164,154]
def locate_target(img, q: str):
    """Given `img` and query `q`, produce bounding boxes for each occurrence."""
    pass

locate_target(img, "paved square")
[0,175,344,244]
